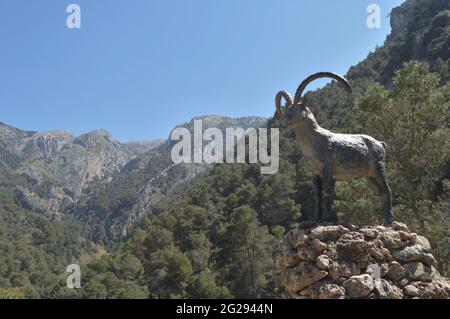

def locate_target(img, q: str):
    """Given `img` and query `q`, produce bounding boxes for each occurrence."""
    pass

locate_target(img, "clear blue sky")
[0,0,405,142]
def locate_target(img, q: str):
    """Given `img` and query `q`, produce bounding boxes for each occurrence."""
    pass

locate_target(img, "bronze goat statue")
[276,72,394,225]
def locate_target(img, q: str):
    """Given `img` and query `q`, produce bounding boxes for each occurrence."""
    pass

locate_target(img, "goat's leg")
[313,175,323,221]
[368,177,382,194]
[368,177,386,221]
[321,166,337,223]
[373,163,394,225]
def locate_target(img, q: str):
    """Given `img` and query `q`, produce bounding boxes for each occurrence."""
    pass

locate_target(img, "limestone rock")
[275,250,298,270]
[297,247,319,262]
[379,230,403,249]
[276,224,450,299]
[337,235,371,254]
[343,274,374,298]
[279,262,328,295]
[310,281,346,299]
[404,284,420,297]
[415,236,432,251]
[404,262,435,282]
[310,226,342,241]
[311,239,328,253]
[316,255,331,270]
[404,280,450,299]
[398,278,409,287]
[359,227,379,240]
[386,261,406,281]
[376,279,404,299]
[329,261,361,280]
[393,244,436,266]
[391,222,409,232]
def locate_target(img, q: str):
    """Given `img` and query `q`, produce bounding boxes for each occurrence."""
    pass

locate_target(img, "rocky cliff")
[276,222,450,299]
[0,123,136,217]
[125,139,166,155]
[98,115,268,240]
[3,115,267,243]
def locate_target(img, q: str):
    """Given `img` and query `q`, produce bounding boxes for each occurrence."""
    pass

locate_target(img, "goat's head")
[275,72,352,126]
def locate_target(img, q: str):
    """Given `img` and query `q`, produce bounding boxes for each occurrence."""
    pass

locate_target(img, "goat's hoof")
[319,219,338,225]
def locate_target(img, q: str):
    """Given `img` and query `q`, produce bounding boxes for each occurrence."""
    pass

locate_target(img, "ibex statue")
[276,72,394,225]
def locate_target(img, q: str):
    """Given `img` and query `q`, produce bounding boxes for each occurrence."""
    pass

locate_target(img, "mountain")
[73,115,268,244]
[174,115,268,132]
[125,139,166,155]
[0,115,267,297]
[0,123,136,219]
[0,115,267,245]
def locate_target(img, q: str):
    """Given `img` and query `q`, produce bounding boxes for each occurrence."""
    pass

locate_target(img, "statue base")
[276,222,450,299]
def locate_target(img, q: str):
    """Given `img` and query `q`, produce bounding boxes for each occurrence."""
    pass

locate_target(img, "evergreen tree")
[218,205,275,298]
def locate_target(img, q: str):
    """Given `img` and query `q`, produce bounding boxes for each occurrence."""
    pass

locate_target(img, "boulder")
[343,274,374,298]
[393,244,436,265]
[310,280,346,299]
[316,255,331,270]
[404,280,450,299]
[310,226,343,241]
[311,239,328,253]
[337,237,371,255]
[404,262,435,282]
[386,261,407,281]
[404,285,420,297]
[359,227,379,240]
[375,279,404,299]
[415,236,432,251]
[275,249,299,270]
[329,261,361,280]
[279,262,328,295]
[297,247,319,262]
[379,230,403,249]
[391,222,409,232]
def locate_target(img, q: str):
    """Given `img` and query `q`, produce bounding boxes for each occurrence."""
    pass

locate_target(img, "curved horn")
[294,72,352,104]
[275,91,293,123]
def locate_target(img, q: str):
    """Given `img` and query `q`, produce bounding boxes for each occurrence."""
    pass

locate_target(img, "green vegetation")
[73,147,174,247]
[337,61,450,275]
[0,189,92,298]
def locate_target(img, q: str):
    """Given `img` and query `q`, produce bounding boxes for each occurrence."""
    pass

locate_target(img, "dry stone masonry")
[276,222,450,299]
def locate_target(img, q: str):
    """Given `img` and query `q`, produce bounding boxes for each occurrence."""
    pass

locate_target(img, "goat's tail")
[381,141,387,149]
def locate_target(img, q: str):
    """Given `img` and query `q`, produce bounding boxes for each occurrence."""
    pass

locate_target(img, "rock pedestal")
[276,222,450,299]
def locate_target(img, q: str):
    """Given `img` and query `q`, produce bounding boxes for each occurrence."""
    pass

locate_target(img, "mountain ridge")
[0,115,268,245]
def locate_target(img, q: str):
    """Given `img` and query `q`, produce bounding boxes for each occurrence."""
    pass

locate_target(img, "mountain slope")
[74,115,267,244]
[0,115,267,246]
[0,115,266,296]
[125,139,166,155]
[304,0,450,131]
[0,123,136,220]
